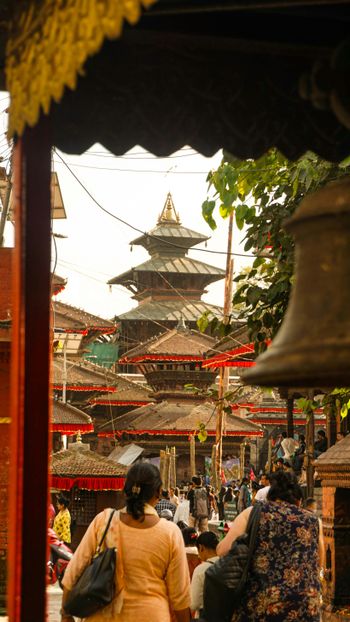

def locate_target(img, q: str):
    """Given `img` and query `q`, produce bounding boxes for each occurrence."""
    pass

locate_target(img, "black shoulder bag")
[202,503,262,622]
[64,509,117,618]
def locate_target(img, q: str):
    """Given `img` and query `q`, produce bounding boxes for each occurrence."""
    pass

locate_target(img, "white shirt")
[173,499,190,524]
[191,556,219,616]
[281,437,298,459]
[255,485,270,502]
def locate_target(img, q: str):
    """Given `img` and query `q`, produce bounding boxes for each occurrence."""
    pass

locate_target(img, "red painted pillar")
[8,118,52,622]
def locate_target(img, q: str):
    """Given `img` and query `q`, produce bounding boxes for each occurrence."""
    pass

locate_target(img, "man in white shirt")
[254,473,270,503]
[281,431,298,460]
[191,531,219,618]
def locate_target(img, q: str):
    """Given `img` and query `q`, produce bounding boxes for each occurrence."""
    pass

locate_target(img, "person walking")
[61,463,191,622]
[53,495,71,545]
[254,474,270,503]
[217,486,226,521]
[217,470,324,622]
[188,476,209,532]
[237,477,251,514]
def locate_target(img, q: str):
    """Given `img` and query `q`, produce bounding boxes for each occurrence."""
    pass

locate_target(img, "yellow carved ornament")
[6,0,157,137]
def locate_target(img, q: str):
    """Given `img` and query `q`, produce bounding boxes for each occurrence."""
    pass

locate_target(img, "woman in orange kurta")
[61,464,191,622]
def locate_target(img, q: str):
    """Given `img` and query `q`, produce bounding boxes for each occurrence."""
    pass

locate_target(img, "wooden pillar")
[164,449,170,491]
[190,435,196,478]
[325,404,337,447]
[169,447,176,488]
[160,450,166,486]
[8,120,52,622]
[286,397,294,439]
[306,411,315,497]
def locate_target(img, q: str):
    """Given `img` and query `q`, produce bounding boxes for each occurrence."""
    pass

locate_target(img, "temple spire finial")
[158,192,181,225]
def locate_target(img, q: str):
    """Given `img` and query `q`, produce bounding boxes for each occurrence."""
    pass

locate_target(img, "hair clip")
[132,484,141,495]
[190,532,197,540]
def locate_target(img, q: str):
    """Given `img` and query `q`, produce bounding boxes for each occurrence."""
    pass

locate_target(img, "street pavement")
[0,584,63,622]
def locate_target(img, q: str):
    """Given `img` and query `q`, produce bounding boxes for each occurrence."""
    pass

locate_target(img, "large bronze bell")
[243,177,350,388]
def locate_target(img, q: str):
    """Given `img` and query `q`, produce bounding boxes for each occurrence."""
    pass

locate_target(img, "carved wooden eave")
[6,1,350,161]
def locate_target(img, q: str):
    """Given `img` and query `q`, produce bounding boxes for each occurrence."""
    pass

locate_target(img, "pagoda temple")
[108,193,227,365]
[99,322,263,482]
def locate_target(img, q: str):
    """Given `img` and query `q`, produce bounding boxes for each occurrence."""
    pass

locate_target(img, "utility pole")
[215,211,234,489]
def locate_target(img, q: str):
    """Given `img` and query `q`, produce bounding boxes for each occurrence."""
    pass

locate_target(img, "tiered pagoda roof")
[108,193,225,324]
[98,400,263,439]
[118,322,217,400]
[119,322,216,364]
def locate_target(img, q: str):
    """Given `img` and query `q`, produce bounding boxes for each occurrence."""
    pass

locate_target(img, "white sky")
[1,93,253,321]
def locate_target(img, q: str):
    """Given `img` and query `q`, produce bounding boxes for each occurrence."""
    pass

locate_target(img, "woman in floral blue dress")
[217,471,324,622]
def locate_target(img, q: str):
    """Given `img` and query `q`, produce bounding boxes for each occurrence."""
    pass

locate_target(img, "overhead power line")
[53,150,255,259]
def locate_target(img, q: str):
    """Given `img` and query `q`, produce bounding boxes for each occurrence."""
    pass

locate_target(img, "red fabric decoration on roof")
[51,476,125,491]
[119,354,203,364]
[90,400,150,406]
[53,384,116,392]
[51,423,94,435]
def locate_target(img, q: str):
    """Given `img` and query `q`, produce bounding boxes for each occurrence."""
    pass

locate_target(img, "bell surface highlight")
[243,177,350,388]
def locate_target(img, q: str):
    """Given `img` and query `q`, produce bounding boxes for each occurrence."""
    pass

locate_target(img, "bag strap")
[246,503,262,561]
[96,509,116,554]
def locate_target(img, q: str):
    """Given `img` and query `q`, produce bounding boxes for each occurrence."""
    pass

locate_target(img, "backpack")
[193,487,209,519]
[202,504,261,622]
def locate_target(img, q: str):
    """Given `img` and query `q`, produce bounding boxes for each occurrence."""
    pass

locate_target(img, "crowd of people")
[59,460,325,622]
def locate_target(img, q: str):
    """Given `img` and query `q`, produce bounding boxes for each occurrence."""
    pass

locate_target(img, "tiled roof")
[90,383,153,406]
[101,400,263,436]
[117,300,223,322]
[52,357,121,388]
[53,300,115,331]
[51,273,67,295]
[109,256,225,284]
[51,444,128,477]
[120,325,216,361]
[205,325,250,357]
[53,401,93,426]
[315,434,350,467]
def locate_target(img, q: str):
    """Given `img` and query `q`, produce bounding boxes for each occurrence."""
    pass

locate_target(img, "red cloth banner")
[53,384,116,392]
[51,476,125,491]
[51,423,94,435]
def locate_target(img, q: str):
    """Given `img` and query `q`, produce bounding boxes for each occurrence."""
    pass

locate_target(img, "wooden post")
[164,449,170,491]
[286,397,294,439]
[170,446,176,488]
[215,212,233,489]
[239,443,246,480]
[8,119,52,622]
[267,436,272,473]
[190,435,196,478]
[325,403,337,447]
[160,450,166,486]
[211,444,217,490]
[306,411,315,497]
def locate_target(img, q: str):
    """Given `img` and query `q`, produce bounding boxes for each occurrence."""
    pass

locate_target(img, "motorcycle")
[47,528,73,588]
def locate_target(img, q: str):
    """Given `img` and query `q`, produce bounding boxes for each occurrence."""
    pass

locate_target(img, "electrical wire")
[53,150,255,259]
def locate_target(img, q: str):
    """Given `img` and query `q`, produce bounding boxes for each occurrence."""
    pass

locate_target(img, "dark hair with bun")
[182,527,198,546]
[124,463,162,520]
[267,470,303,504]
